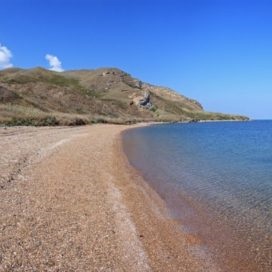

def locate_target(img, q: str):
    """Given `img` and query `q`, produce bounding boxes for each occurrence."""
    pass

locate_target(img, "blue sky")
[1,0,272,119]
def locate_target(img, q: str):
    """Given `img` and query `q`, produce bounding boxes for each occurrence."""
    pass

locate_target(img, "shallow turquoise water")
[123,121,272,271]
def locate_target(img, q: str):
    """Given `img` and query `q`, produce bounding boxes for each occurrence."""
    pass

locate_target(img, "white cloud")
[0,44,13,69]
[45,54,64,72]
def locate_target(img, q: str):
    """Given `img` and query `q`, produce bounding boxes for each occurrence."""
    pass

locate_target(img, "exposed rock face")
[132,91,152,109]
[139,91,152,108]
[142,83,203,112]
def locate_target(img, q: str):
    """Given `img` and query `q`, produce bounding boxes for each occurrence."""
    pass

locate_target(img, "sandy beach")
[0,124,220,271]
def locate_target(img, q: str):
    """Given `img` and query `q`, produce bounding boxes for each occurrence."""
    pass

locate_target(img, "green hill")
[0,67,248,126]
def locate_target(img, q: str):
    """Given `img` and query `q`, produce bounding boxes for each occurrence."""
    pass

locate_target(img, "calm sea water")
[123,121,272,272]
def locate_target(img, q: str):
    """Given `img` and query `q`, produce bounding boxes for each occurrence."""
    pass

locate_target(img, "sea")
[122,120,272,272]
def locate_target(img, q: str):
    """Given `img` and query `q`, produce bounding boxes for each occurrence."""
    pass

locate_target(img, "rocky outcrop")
[142,83,203,112]
[132,91,152,109]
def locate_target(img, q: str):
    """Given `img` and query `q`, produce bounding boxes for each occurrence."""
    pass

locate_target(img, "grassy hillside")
[0,67,248,126]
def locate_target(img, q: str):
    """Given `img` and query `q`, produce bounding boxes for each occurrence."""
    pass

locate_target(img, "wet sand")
[0,124,220,271]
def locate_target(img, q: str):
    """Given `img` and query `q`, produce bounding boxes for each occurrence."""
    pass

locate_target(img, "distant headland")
[0,67,249,126]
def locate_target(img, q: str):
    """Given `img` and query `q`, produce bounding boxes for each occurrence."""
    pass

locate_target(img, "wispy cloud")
[45,54,64,72]
[0,43,13,69]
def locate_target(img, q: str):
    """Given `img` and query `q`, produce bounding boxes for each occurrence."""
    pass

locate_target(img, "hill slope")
[0,67,248,125]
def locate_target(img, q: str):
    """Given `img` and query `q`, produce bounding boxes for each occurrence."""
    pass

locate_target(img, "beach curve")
[0,124,219,271]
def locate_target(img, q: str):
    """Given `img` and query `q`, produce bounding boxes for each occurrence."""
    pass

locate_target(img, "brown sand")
[0,124,220,271]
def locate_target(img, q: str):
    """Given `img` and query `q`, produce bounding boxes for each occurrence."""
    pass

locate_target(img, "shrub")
[6,116,59,126]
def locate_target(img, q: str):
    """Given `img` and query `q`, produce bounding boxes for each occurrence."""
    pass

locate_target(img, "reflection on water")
[123,121,272,272]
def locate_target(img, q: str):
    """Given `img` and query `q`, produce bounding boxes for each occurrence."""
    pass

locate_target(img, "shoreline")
[0,124,220,271]
[121,122,271,272]
[113,124,222,271]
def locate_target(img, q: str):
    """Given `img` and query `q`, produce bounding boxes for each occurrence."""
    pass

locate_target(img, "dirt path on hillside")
[0,125,220,271]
